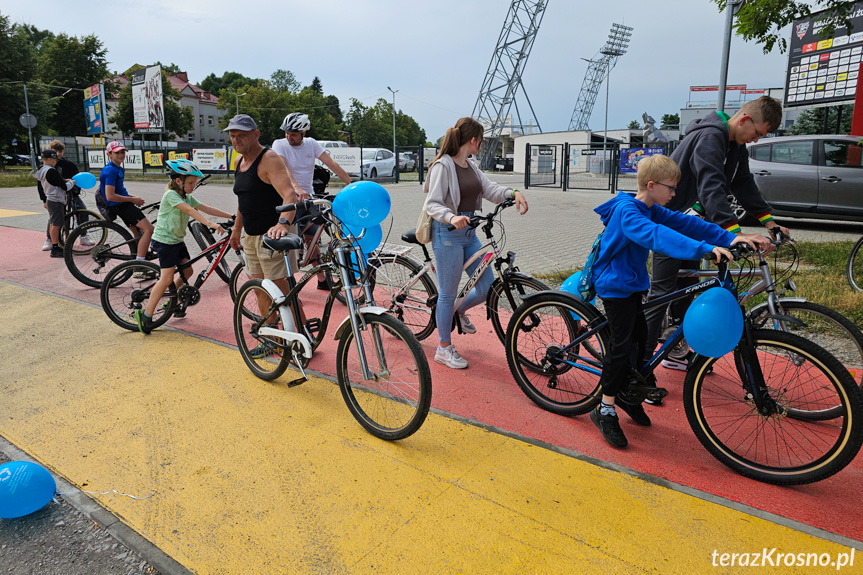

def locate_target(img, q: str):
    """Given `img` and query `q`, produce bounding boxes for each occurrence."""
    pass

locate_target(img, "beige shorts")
[242,226,298,278]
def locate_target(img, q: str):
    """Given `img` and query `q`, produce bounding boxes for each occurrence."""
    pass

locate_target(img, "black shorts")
[151,240,190,269]
[108,203,146,228]
[46,200,65,227]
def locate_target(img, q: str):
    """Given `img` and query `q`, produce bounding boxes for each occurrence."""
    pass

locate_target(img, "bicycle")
[504,246,863,485]
[233,197,432,441]
[55,186,102,251]
[847,234,863,292]
[100,219,241,331]
[364,199,549,342]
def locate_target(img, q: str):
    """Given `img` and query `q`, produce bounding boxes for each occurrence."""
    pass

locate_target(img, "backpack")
[312,164,330,196]
[577,231,603,302]
[95,187,114,221]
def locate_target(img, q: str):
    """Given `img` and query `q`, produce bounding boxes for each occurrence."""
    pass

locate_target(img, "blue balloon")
[683,287,743,358]
[0,461,56,519]
[72,172,98,190]
[332,181,391,228]
[560,270,595,304]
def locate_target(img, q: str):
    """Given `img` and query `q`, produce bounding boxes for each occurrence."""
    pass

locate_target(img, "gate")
[565,143,614,192]
[524,143,564,189]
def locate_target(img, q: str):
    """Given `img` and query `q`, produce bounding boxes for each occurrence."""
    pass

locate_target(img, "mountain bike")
[56,186,102,251]
[233,198,432,441]
[504,246,863,485]
[100,219,241,331]
[364,199,549,341]
[848,235,863,292]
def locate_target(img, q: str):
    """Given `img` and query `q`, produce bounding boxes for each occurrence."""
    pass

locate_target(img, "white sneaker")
[458,313,476,334]
[79,235,96,246]
[42,238,52,251]
[435,345,468,369]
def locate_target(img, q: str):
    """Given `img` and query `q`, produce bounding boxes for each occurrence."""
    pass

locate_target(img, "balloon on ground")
[0,461,56,519]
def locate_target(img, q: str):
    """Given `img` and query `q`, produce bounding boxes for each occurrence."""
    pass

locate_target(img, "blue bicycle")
[504,247,863,485]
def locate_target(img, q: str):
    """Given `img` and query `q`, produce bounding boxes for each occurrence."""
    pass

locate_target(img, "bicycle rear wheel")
[336,312,432,440]
[847,236,863,292]
[684,329,863,485]
[505,291,607,415]
[366,253,436,341]
[189,222,230,283]
[64,220,136,288]
[100,261,175,331]
[60,209,102,253]
[233,279,291,381]
[487,275,550,344]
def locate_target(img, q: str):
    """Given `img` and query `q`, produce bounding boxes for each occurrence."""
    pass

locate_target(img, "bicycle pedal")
[286,375,308,388]
[305,318,322,333]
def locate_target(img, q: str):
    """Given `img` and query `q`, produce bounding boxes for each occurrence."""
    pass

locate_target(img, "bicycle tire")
[848,235,863,292]
[100,260,176,331]
[233,279,291,381]
[59,209,102,251]
[750,299,863,410]
[505,291,607,415]
[365,253,437,341]
[229,260,248,302]
[336,312,432,440]
[684,329,863,485]
[64,219,136,288]
[487,275,550,344]
[189,222,230,284]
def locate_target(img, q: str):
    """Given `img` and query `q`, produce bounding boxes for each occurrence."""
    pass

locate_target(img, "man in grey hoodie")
[643,96,790,377]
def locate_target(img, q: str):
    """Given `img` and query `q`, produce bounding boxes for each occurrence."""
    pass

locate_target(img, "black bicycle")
[505,247,863,485]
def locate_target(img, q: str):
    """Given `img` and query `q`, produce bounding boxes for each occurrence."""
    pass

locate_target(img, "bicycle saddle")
[401,229,421,244]
[262,234,304,252]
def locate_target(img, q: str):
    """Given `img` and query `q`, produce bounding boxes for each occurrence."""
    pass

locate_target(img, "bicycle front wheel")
[505,291,607,415]
[366,253,437,341]
[60,209,102,252]
[64,220,136,288]
[487,275,550,344]
[684,329,863,485]
[229,259,248,302]
[336,312,432,440]
[100,261,175,331]
[848,236,863,292]
[233,279,291,381]
[189,222,230,283]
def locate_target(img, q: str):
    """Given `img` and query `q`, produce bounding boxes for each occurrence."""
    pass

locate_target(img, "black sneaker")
[50,246,63,258]
[316,279,330,291]
[616,397,651,426]
[132,309,152,335]
[590,406,628,448]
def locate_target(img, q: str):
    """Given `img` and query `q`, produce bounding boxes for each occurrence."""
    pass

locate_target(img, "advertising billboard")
[620,148,664,174]
[83,84,104,135]
[785,2,863,107]
[193,148,228,171]
[132,65,165,133]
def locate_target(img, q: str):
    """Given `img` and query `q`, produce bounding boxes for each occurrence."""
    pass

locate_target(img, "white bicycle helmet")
[165,158,204,178]
[280,112,311,132]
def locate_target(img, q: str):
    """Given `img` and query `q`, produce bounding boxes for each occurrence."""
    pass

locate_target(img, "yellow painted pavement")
[0,282,855,574]
[0,208,39,218]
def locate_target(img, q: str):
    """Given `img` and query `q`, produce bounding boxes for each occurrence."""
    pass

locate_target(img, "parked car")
[743,134,863,222]
[4,153,29,166]
[398,152,415,172]
[317,140,348,151]
[361,148,396,179]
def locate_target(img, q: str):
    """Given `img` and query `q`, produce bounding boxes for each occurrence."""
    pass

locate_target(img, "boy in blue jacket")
[589,154,768,448]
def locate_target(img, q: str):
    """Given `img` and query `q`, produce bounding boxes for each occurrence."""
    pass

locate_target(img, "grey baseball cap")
[223,114,257,132]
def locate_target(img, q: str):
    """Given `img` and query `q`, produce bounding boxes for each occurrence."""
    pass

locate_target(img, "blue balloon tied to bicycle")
[683,287,743,358]
[0,461,56,519]
[333,181,391,228]
[560,270,595,304]
[71,172,98,190]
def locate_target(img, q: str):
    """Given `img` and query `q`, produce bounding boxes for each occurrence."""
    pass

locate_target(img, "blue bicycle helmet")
[165,158,204,178]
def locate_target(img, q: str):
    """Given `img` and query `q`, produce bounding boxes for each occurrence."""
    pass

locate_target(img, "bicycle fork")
[735,324,783,418]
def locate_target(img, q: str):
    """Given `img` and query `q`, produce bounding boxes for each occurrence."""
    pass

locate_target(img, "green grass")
[533,241,863,327]
[0,168,37,188]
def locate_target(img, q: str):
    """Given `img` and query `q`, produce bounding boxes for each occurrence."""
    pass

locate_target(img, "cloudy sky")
[5,0,792,141]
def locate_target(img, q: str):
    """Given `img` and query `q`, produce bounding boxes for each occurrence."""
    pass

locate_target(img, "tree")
[268,69,300,93]
[109,68,193,139]
[199,71,259,96]
[660,113,680,129]
[345,99,426,149]
[713,0,858,54]
[325,94,343,125]
[627,120,641,129]
[788,105,853,135]
[37,33,109,136]
[308,76,323,95]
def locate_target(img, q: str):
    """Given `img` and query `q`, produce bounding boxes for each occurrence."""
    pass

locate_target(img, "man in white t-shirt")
[272,112,352,289]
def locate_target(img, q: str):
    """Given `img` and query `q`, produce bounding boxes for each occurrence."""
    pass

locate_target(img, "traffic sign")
[19,113,37,129]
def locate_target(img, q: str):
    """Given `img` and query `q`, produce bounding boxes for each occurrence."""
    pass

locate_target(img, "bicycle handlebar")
[445,198,515,231]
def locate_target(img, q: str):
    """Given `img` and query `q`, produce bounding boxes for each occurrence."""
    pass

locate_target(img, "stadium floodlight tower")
[472,0,548,170]
[568,22,633,143]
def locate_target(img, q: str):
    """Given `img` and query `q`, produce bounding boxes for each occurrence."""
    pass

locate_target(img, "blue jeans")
[432,216,494,344]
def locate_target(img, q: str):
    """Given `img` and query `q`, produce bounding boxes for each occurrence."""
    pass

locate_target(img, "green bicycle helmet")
[166,158,204,178]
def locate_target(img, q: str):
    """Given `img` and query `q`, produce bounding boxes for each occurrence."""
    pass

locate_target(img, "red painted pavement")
[2,226,861,541]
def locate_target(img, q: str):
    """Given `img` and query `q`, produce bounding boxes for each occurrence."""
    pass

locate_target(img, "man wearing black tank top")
[225,114,300,301]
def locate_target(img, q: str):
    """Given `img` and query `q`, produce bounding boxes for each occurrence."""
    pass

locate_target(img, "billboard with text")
[132,65,165,133]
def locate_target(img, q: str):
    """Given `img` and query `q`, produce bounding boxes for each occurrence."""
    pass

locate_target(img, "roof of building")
[105,67,218,104]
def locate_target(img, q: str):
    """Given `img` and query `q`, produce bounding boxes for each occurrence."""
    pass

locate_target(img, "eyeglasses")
[748,117,766,139]
[654,182,677,192]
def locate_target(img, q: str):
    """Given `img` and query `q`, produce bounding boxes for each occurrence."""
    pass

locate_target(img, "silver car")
[747,134,863,222]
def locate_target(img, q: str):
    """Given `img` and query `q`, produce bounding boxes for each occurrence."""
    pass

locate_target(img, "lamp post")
[235,92,247,116]
[387,86,398,155]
